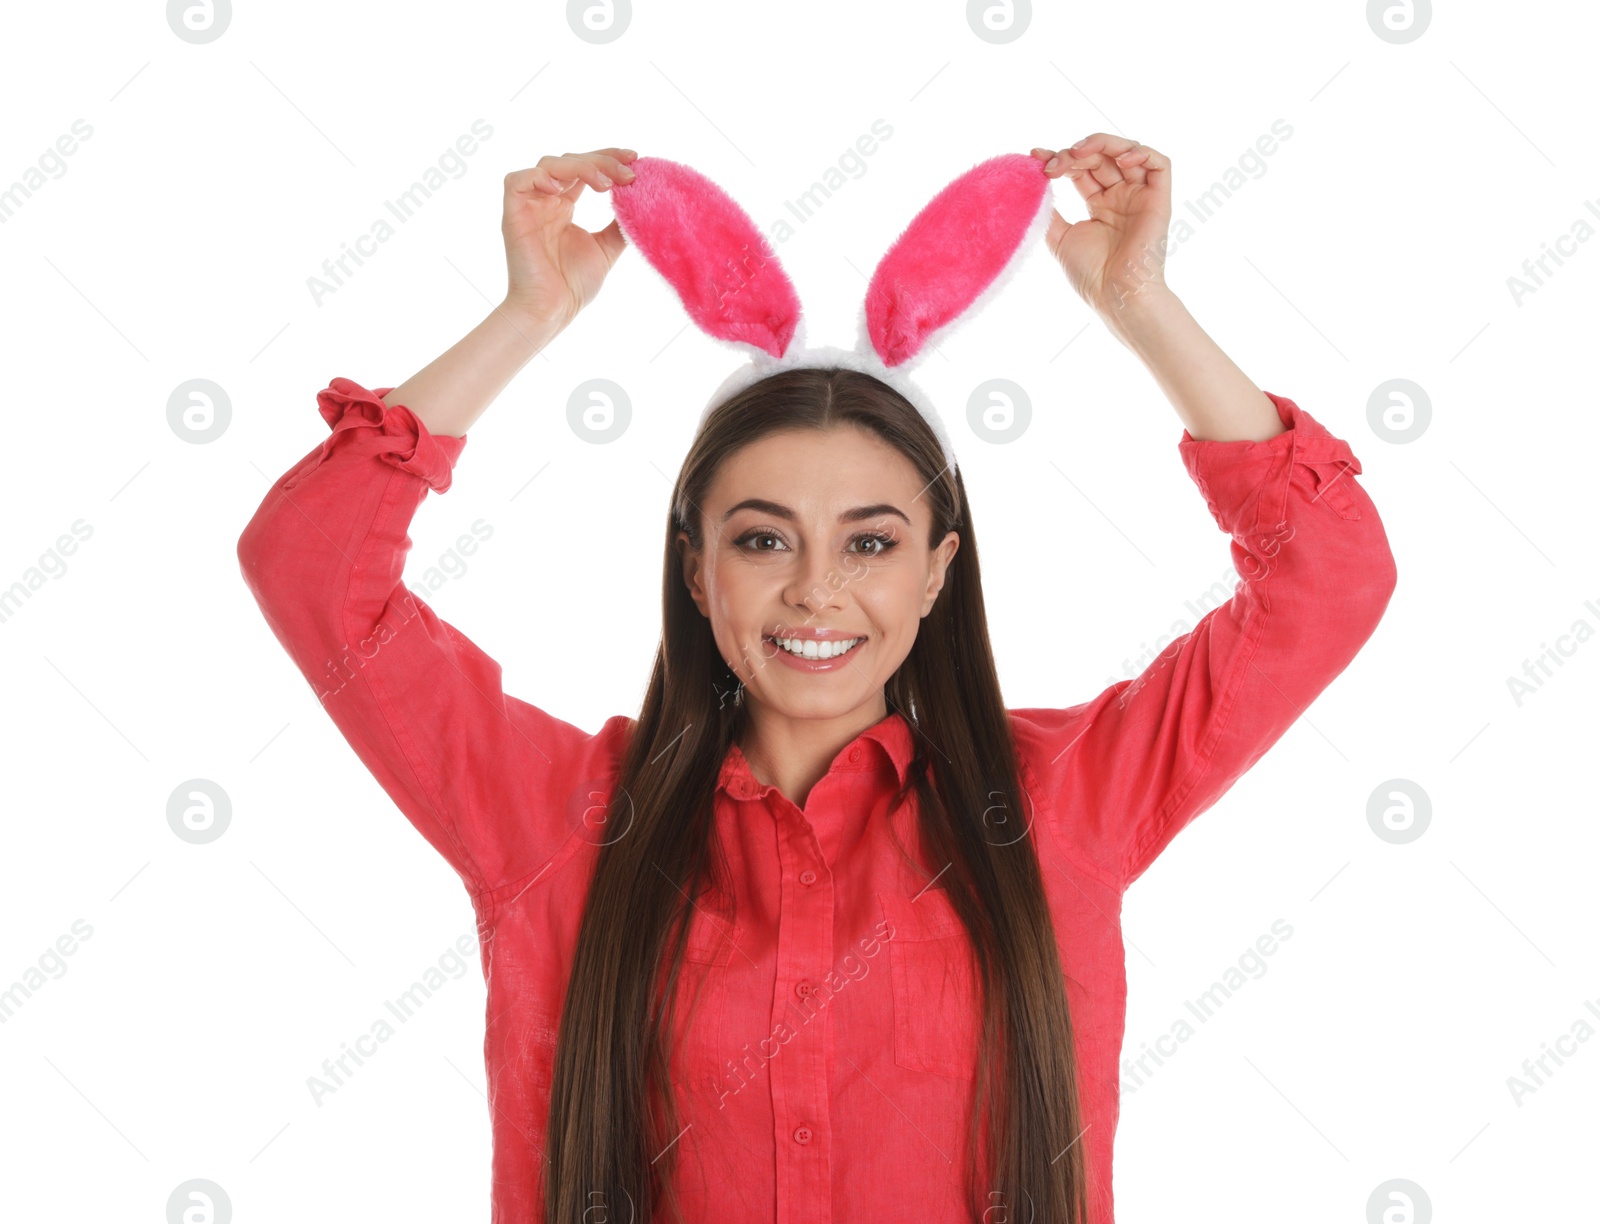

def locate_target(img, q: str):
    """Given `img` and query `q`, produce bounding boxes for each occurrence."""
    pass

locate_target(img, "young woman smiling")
[237,138,1397,1223]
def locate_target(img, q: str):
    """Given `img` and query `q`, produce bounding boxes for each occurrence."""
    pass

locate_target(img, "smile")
[765,635,865,661]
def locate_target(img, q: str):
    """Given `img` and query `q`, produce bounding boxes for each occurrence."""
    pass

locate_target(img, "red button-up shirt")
[236,378,1397,1223]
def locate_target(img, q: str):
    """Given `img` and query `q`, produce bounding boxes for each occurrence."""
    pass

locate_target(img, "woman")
[237,136,1397,1223]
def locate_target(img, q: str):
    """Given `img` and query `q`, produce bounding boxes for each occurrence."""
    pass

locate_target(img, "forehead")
[706,425,928,520]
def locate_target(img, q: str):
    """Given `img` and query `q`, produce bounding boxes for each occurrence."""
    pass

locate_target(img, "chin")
[749,686,867,719]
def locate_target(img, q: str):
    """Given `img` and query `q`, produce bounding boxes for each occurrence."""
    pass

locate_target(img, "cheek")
[707,565,764,645]
[707,566,787,680]
[857,568,933,641]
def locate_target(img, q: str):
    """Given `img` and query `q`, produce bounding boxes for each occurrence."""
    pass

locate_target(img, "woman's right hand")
[500,148,637,329]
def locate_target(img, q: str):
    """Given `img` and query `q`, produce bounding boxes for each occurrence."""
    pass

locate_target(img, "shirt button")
[795,979,813,999]
[799,869,817,886]
[848,747,861,763]
[793,1125,812,1145]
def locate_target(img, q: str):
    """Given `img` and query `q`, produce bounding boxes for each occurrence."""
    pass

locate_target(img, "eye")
[733,529,789,553]
[851,532,899,558]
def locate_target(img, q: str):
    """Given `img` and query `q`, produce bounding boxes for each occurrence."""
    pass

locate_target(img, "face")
[676,424,959,725]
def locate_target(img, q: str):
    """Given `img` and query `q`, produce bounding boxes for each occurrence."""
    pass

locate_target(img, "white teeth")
[772,636,862,659]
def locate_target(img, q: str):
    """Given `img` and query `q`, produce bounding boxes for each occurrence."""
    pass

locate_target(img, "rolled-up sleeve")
[1013,392,1398,890]
[236,377,630,902]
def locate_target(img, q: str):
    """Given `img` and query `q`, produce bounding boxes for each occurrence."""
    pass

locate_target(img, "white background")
[1,1,1594,1220]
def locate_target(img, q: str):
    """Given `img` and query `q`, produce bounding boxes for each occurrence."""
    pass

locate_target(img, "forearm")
[382,303,565,439]
[1098,288,1283,444]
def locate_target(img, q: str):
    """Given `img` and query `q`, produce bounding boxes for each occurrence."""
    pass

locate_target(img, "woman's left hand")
[1030,134,1173,317]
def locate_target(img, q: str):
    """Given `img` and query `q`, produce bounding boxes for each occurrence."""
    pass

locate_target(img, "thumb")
[591,217,629,270]
[1044,207,1072,260]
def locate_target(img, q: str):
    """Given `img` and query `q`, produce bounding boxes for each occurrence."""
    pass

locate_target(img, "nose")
[783,539,847,618]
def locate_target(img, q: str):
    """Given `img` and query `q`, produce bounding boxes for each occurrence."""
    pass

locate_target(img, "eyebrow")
[719,498,911,527]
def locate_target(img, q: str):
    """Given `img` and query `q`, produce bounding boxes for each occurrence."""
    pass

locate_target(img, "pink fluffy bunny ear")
[863,153,1053,369]
[609,157,802,360]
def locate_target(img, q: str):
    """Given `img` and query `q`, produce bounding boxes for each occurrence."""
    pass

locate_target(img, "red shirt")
[236,378,1397,1223]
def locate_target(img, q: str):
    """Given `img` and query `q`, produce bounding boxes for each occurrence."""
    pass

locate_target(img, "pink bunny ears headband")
[608,153,1055,475]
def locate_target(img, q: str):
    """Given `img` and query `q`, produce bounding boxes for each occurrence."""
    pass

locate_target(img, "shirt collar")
[717,710,915,801]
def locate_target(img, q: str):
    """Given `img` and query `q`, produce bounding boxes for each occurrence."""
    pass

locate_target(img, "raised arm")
[1013,387,1396,888]
[236,149,641,904]
[1012,135,1398,888]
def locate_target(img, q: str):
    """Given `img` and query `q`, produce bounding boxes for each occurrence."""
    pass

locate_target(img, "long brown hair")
[544,367,1090,1222]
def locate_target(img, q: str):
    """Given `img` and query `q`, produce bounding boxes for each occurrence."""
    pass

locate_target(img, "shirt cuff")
[312,376,468,494]
[1177,391,1363,538]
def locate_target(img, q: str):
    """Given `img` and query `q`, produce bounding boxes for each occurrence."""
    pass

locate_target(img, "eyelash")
[733,528,900,559]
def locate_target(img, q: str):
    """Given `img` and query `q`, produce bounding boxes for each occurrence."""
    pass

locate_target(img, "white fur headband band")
[608,153,1055,475]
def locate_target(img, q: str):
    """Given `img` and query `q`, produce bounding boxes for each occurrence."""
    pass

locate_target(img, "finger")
[554,150,637,185]
[1032,145,1079,177]
[1061,160,1106,204]
[1110,143,1150,188]
[536,153,618,192]
[580,148,639,183]
[504,166,554,194]
[1125,144,1171,199]
[1067,133,1154,188]
[586,146,640,167]
[1031,144,1102,189]
[546,170,587,199]
[1062,150,1124,197]
[1034,142,1120,179]
[1066,132,1141,160]
[506,163,586,197]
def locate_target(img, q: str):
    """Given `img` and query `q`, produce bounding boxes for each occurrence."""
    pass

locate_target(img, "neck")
[738,694,890,809]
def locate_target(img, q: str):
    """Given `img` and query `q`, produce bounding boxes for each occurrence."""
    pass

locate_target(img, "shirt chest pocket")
[682,897,741,967]
[674,899,742,1093]
[878,890,980,1080]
